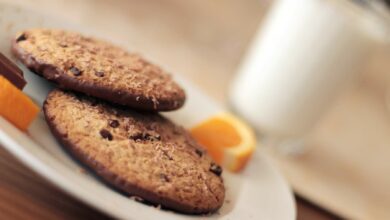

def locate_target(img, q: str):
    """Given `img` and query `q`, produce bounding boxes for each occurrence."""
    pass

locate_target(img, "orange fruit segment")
[190,112,256,172]
[0,76,39,131]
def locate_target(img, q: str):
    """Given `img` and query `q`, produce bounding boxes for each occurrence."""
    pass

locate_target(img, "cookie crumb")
[69,67,82,76]
[16,33,27,42]
[129,196,144,202]
[209,163,223,176]
[95,71,104,77]
[59,42,68,48]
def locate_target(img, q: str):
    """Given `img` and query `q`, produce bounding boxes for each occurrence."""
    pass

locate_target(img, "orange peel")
[0,76,39,131]
[191,112,256,172]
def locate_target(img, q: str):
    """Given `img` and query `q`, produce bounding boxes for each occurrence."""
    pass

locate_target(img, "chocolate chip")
[162,150,173,160]
[109,119,120,128]
[209,163,222,176]
[95,71,104,77]
[195,149,203,157]
[16,33,27,42]
[129,132,143,141]
[59,42,68,48]
[159,173,170,182]
[100,129,113,141]
[70,67,82,76]
[129,132,160,141]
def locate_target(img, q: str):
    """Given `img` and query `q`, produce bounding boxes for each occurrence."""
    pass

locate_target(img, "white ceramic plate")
[0,3,296,220]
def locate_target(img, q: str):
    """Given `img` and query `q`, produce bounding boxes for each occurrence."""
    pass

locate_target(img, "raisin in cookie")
[12,29,185,111]
[43,89,225,214]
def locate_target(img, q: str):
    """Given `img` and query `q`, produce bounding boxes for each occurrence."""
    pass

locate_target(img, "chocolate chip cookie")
[43,89,225,214]
[12,29,185,111]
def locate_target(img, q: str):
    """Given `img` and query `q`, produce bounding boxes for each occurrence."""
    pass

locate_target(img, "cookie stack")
[12,29,225,214]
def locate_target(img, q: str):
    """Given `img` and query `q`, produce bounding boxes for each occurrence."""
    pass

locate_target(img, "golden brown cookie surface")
[43,89,225,214]
[13,29,185,111]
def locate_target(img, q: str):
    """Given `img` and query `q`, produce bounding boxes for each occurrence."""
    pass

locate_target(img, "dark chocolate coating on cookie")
[43,89,225,214]
[0,52,26,89]
[12,29,185,111]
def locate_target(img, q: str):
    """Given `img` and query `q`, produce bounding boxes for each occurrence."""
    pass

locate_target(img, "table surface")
[0,0,342,219]
[0,146,337,220]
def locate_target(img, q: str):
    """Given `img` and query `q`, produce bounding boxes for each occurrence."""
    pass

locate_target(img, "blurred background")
[1,0,390,219]
[5,0,271,102]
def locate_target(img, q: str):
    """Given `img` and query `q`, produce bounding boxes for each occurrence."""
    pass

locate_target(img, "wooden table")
[0,145,337,220]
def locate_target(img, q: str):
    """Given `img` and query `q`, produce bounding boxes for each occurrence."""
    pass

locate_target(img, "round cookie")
[43,89,225,214]
[12,29,185,111]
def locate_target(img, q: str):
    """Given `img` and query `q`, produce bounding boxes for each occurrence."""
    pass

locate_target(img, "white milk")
[230,0,386,139]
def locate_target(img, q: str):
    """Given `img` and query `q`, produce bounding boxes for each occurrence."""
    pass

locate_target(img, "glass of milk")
[230,0,390,153]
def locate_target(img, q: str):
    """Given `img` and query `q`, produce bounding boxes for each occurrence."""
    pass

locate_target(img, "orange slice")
[0,76,39,131]
[190,112,256,172]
